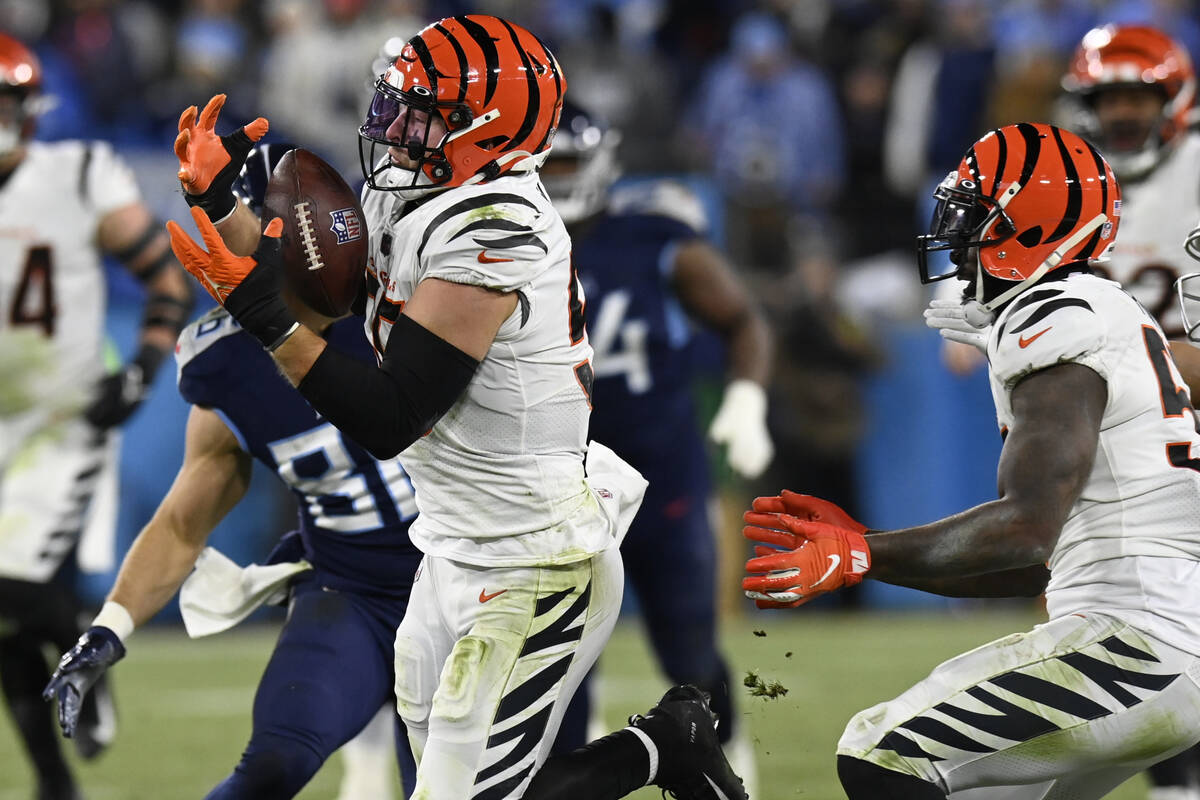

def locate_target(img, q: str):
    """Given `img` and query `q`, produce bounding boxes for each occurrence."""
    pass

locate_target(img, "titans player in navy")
[44,143,419,799]
[544,102,774,786]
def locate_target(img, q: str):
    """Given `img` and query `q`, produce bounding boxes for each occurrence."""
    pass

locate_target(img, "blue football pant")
[205,574,416,799]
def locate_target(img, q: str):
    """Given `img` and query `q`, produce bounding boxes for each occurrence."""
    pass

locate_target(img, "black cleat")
[628,684,748,800]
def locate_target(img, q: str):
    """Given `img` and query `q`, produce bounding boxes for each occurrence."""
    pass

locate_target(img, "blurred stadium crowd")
[7,0,1200,612]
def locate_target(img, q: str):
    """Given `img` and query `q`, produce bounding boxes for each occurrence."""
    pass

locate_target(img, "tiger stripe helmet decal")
[918,123,1122,312]
[358,15,566,198]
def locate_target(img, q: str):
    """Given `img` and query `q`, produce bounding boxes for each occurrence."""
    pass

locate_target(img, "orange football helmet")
[917,123,1121,312]
[1062,24,1195,178]
[0,32,42,154]
[359,15,566,198]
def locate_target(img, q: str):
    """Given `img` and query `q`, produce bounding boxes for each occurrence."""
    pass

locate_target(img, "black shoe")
[628,684,748,800]
[72,670,116,760]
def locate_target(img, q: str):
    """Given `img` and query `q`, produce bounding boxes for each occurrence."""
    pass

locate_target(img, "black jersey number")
[10,245,56,336]
[1143,325,1200,472]
[567,257,586,346]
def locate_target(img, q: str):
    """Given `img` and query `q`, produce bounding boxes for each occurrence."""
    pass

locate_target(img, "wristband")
[183,186,237,223]
[91,601,135,643]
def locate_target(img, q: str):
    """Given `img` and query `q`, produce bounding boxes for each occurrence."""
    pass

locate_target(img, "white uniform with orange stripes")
[840,273,1200,798]
[1098,133,1200,339]
[360,171,646,799]
[0,141,138,582]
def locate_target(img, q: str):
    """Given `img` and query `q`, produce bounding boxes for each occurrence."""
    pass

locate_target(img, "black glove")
[84,344,166,429]
[43,626,126,739]
[224,227,298,351]
[167,211,298,351]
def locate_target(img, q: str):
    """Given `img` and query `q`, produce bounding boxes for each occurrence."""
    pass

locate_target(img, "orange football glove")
[742,512,871,608]
[167,209,297,351]
[751,490,867,535]
[175,94,269,221]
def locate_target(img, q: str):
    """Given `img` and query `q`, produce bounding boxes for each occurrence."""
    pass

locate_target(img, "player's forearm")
[270,323,327,386]
[727,309,773,385]
[284,315,478,460]
[873,564,1050,597]
[864,499,1057,583]
[1169,340,1200,401]
[107,519,209,628]
[215,201,263,257]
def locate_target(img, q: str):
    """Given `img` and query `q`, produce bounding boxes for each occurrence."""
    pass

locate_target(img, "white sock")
[624,725,659,785]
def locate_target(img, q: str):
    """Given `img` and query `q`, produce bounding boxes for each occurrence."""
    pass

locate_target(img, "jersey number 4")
[1143,325,1200,472]
[10,246,56,336]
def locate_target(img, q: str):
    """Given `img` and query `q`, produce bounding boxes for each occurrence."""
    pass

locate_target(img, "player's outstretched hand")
[175,94,269,222]
[168,209,298,351]
[751,490,867,535]
[43,627,125,739]
[708,379,773,479]
[742,512,870,608]
[85,361,149,429]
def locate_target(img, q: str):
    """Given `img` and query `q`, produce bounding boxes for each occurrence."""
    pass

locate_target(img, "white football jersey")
[1097,132,1200,338]
[0,140,141,411]
[360,172,616,566]
[988,272,1200,654]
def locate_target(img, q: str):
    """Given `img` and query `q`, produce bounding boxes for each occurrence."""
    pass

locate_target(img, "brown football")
[263,149,367,318]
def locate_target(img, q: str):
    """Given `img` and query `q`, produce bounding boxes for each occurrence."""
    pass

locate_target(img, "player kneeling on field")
[746,123,1200,799]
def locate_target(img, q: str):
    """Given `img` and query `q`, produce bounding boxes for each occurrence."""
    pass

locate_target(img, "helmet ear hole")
[1016,226,1044,248]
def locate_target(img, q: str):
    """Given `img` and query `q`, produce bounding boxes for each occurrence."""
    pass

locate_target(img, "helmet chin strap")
[975,212,1109,313]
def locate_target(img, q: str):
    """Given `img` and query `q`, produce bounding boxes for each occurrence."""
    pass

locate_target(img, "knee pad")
[394,631,436,729]
[433,633,519,728]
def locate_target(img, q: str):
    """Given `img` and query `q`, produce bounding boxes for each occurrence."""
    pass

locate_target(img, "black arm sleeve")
[297,314,480,459]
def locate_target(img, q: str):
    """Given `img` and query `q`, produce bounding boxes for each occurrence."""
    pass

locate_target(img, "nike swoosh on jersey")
[1019,327,1052,348]
[479,588,508,603]
[815,554,841,586]
[478,251,514,264]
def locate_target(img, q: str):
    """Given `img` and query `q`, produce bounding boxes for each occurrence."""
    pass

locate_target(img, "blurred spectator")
[988,0,1097,129]
[553,4,678,173]
[752,224,882,610]
[884,0,995,271]
[47,0,173,145]
[683,11,845,275]
[259,0,425,176]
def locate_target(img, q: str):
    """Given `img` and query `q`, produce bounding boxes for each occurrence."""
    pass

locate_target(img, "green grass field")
[1,609,1152,799]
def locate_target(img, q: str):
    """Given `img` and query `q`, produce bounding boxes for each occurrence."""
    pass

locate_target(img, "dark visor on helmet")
[916,179,1010,283]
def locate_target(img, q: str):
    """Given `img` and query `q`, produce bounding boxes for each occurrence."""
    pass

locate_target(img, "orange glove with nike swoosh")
[742,511,871,609]
[167,208,299,351]
[175,94,269,222]
[751,490,868,535]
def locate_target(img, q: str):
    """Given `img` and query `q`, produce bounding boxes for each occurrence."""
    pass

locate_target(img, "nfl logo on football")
[329,207,362,245]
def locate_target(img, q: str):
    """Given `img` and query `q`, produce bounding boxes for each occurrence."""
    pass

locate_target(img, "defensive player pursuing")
[543,101,771,787]
[928,25,1200,797]
[0,33,194,800]
[162,14,746,800]
[932,23,1200,396]
[44,142,421,800]
[747,123,1200,798]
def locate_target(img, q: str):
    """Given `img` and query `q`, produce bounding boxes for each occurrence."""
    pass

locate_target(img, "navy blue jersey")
[572,206,709,489]
[176,309,421,596]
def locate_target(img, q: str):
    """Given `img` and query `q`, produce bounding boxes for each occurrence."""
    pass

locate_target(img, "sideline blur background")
[9,0,1187,615]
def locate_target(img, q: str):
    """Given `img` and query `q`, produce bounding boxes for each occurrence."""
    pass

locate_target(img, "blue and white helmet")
[542,99,621,225]
[231,141,298,214]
